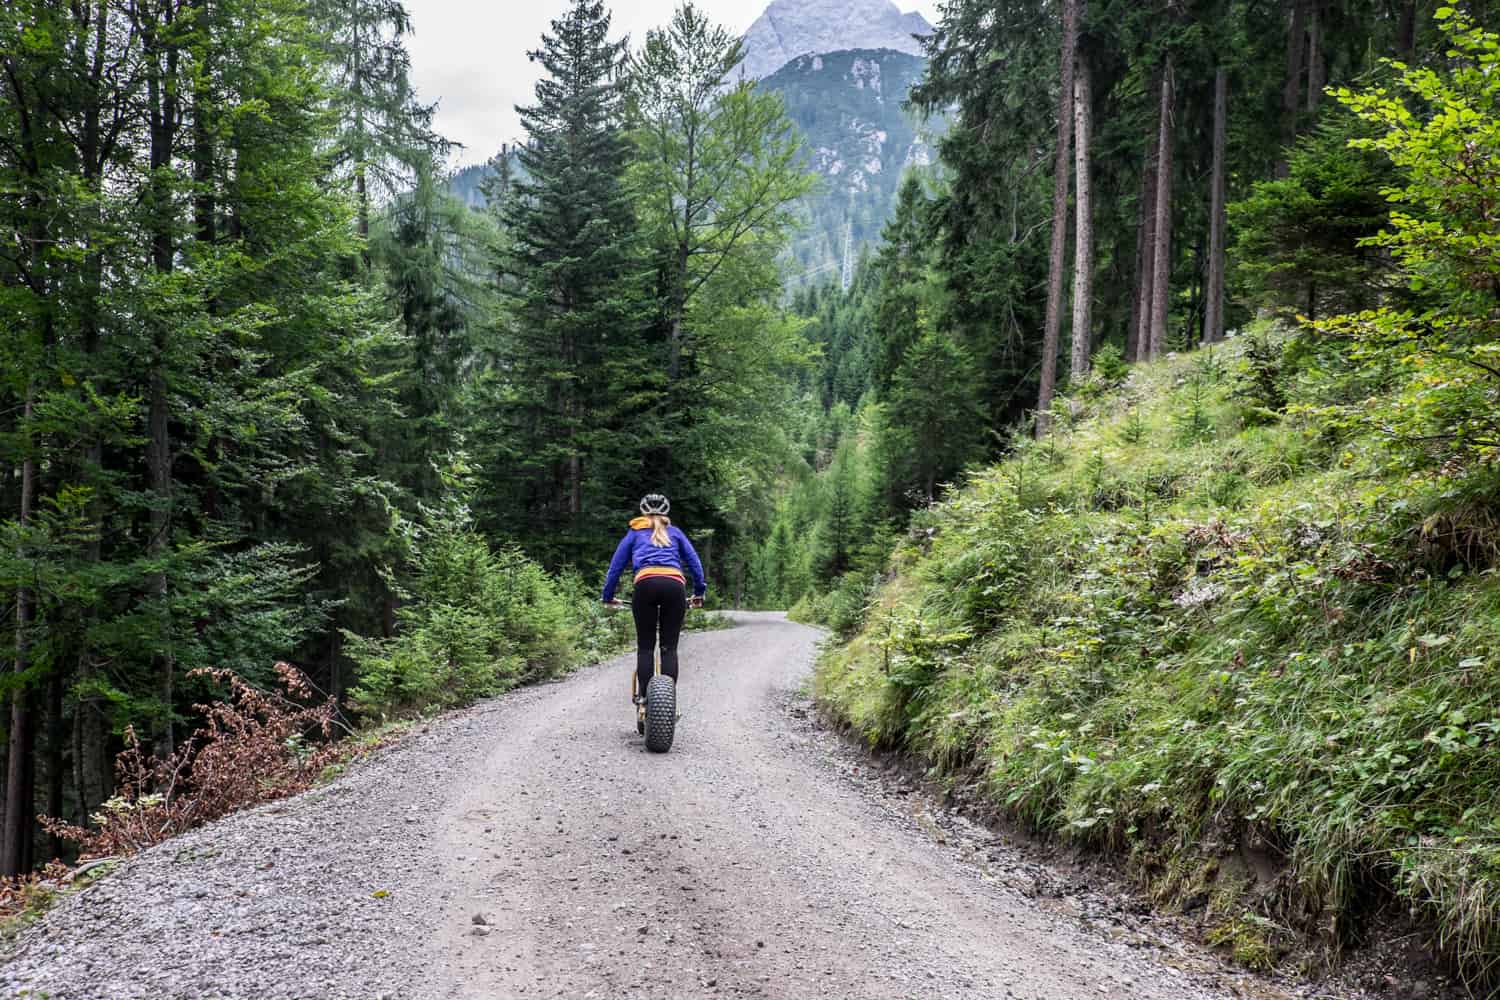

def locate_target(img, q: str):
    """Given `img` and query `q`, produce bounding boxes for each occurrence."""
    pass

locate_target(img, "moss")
[1206,915,1281,971]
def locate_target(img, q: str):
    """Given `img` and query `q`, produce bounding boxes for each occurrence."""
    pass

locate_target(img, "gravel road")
[4,613,1361,1000]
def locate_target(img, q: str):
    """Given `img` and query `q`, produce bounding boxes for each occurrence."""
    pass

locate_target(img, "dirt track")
[3,613,1355,999]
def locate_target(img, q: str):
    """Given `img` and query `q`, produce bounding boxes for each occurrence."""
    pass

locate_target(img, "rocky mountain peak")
[739,0,933,81]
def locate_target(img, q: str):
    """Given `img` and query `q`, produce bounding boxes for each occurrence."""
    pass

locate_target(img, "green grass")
[814,326,1500,986]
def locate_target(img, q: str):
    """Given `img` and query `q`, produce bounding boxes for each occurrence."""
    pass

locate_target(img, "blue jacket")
[602,518,707,601]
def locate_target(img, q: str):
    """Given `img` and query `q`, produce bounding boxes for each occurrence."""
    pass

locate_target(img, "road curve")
[4,613,1320,1000]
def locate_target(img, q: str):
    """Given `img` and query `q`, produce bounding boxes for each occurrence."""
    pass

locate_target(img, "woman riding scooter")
[602,494,707,720]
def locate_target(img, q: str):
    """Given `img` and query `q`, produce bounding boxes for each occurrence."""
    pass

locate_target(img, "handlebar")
[605,597,704,610]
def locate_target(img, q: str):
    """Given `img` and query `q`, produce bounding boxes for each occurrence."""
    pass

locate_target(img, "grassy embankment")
[810,328,1500,984]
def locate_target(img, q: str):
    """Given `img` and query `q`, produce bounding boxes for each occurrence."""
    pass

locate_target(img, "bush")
[1313,14,1500,487]
[43,664,342,858]
[347,524,612,719]
[347,464,629,720]
[789,569,880,639]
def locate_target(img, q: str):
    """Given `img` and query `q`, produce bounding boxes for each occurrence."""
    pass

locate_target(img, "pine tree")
[813,440,863,581]
[371,163,497,503]
[870,175,934,394]
[907,0,1056,433]
[486,0,643,564]
[0,0,401,869]
[881,325,985,505]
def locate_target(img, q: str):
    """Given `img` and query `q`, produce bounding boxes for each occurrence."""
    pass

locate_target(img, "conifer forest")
[4,0,1500,989]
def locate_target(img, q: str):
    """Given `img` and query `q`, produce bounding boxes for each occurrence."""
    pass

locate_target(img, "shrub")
[346,525,600,719]
[43,664,342,858]
[1232,331,1290,423]
[1314,13,1500,485]
[345,456,628,720]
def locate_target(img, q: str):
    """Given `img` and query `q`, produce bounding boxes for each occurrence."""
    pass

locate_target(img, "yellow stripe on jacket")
[634,566,686,585]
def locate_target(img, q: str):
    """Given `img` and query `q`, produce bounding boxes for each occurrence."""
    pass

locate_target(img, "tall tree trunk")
[1189,238,1206,345]
[1035,0,1078,437]
[668,125,695,382]
[144,8,181,760]
[71,658,110,829]
[1306,3,1324,114]
[356,165,369,244]
[1397,0,1417,62]
[1148,60,1176,359]
[5,385,38,877]
[569,453,582,516]
[71,0,115,823]
[1277,0,1308,177]
[191,0,215,247]
[1204,67,1229,345]
[45,674,63,858]
[3,43,53,873]
[148,375,173,763]
[352,5,370,269]
[1070,48,1094,381]
[1129,100,1159,364]
[668,315,684,380]
[327,629,343,704]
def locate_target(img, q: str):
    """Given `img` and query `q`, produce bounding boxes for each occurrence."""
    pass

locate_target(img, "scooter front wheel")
[643,674,676,753]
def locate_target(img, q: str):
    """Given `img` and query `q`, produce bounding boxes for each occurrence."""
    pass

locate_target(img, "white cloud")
[404,0,939,167]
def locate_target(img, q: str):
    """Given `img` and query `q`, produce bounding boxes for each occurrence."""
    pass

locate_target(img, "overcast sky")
[405,1,942,167]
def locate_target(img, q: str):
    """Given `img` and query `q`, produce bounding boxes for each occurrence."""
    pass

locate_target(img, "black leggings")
[632,576,687,697]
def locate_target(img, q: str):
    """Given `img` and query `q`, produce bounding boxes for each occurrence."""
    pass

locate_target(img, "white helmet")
[639,493,670,516]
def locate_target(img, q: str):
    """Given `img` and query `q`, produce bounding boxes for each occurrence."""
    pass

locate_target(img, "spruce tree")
[371,163,497,504]
[316,0,449,256]
[485,0,643,565]
[0,0,402,868]
[880,324,985,506]
[870,176,934,395]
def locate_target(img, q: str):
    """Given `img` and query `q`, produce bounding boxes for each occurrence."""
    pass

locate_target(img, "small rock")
[471,913,489,926]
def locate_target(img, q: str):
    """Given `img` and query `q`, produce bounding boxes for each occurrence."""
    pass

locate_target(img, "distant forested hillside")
[769,49,938,290]
[445,50,937,290]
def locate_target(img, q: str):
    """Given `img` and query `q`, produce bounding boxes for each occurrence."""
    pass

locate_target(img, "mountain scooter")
[606,596,701,753]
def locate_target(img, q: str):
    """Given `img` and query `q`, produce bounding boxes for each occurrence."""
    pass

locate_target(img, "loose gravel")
[3,613,1373,999]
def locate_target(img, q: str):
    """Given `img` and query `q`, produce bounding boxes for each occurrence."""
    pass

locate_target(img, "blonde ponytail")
[650,515,671,547]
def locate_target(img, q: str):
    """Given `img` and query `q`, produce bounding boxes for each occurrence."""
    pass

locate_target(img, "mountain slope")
[739,0,932,81]
[445,4,941,289]
[445,48,938,291]
[769,48,936,289]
